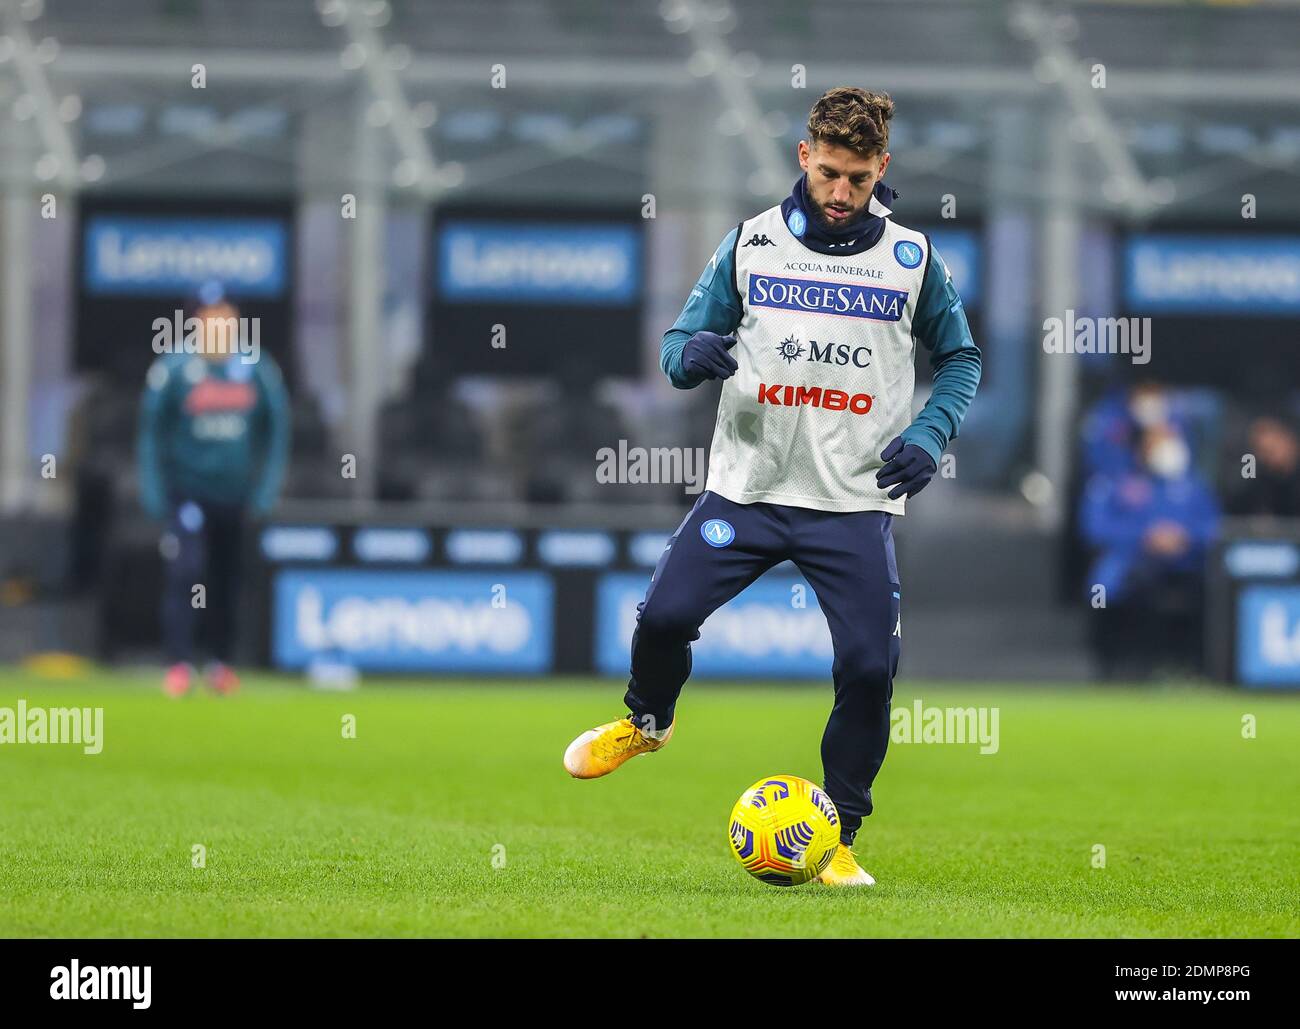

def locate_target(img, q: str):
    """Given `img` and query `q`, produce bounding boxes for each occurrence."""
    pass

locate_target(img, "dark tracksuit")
[137,352,290,664]
[626,493,900,841]
[625,176,981,845]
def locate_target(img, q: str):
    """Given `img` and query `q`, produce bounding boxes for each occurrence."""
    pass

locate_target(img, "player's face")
[196,301,241,361]
[798,140,890,230]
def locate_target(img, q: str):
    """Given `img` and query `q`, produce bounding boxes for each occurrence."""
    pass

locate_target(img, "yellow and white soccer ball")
[727,774,840,887]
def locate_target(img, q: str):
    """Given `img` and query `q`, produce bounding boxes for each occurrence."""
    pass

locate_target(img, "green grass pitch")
[0,669,1296,938]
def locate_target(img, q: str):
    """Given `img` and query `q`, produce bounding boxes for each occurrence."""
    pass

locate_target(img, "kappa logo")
[743,233,776,247]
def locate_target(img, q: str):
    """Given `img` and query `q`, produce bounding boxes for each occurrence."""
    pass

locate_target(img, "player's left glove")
[680,331,738,383]
[876,436,937,500]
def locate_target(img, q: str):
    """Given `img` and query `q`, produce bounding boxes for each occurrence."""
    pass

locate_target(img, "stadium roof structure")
[0,0,1293,217]
[23,0,1300,71]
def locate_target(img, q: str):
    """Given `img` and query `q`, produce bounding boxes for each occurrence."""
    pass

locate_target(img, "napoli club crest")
[786,209,807,238]
[894,240,923,269]
[700,519,736,548]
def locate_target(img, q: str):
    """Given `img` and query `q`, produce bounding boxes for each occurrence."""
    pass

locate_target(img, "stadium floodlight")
[1,5,77,188]
[326,0,441,197]
[669,0,786,200]
[1010,1,1154,219]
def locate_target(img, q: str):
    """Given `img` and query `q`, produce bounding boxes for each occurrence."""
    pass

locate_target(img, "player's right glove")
[876,436,937,500]
[681,331,738,383]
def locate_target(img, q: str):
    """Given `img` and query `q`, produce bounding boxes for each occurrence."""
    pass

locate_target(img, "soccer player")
[563,88,981,885]
[137,283,290,697]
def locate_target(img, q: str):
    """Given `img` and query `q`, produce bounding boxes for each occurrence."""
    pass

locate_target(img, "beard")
[805,188,872,234]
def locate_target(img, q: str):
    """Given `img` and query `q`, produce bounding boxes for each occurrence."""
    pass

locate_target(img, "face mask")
[1130,393,1168,428]
[1147,436,1190,479]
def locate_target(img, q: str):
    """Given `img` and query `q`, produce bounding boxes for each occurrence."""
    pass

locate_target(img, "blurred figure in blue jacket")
[137,284,290,696]
[1080,381,1190,478]
[1080,422,1219,679]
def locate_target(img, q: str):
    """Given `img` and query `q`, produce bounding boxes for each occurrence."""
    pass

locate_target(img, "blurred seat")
[376,377,503,502]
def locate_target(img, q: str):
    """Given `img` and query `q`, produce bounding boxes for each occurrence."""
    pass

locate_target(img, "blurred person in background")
[1080,380,1188,478]
[1223,411,1300,519]
[136,283,290,696]
[1080,422,1219,679]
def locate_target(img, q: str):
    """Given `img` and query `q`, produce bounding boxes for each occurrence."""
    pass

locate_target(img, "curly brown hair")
[806,87,895,157]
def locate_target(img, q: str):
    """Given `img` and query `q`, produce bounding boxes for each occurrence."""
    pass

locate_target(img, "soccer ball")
[727,774,840,887]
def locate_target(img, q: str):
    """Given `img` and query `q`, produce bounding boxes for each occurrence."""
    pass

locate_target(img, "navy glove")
[681,331,738,383]
[876,436,937,500]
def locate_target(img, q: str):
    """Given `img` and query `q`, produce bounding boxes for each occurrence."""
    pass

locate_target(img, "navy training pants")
[161,499,246,665]
[623,491,900,844]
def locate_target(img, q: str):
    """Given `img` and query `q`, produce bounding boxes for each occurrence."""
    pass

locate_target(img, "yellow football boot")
[563,716,674,779]
[814,843,876,886]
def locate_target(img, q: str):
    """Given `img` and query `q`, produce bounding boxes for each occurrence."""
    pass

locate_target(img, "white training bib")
[705,202,930,514]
